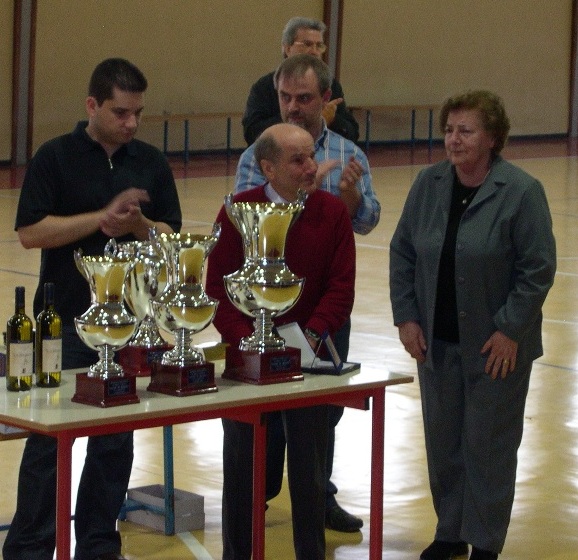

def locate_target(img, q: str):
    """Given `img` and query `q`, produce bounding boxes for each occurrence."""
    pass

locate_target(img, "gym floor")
[0,138,577,559]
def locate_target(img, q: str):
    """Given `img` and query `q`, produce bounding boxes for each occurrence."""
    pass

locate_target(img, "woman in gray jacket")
[389,90,556,560]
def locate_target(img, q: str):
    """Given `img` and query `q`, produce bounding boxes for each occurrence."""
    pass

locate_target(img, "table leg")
[252,413,267,560]
[163,425,176,535]
[369,388,385,559]
[55,432,74,560]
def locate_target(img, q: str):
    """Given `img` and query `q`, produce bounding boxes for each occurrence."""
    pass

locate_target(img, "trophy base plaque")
[222,346,303,385]
[147,361,217,396]
[72,372,140,408]
[118,344,174,377]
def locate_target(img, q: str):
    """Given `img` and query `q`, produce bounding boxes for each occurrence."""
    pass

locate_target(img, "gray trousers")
[418,339,532,553]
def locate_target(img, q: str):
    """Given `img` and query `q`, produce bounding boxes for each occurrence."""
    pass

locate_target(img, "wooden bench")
[141,112,244,163]
[351,104,440,152]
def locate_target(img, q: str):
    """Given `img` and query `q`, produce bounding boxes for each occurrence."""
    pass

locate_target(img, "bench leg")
[184,121,190,164]
[429,109,434,151]
[365,110,371,153]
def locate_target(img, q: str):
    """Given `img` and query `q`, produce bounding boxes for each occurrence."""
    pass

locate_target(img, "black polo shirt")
[15,121,182,325]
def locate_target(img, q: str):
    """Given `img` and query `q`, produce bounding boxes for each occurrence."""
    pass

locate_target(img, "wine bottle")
[6,286,34,391]
[36,282,62,387]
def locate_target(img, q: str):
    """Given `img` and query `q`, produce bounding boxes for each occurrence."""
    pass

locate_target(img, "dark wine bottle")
[36,282,62,387]
[6,286,34,391]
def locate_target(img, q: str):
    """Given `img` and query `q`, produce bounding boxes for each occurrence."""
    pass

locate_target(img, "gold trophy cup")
[222,192,305,384]
[111,232,173,376]
[72,250,139,407]
[148,225,220,396]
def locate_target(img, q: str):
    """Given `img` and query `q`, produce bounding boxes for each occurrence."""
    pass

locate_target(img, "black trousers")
[2,327,134,560]
[222,405,329,560]
[266,318,350,507]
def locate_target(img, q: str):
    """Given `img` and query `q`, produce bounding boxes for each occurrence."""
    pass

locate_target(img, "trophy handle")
[148,226,166,259]
[73,249,89,281]
[211,221,222,239]
[224,192,234,214]
[103,238,118,258]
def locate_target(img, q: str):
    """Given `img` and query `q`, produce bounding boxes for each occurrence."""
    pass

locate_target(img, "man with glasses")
[242,16,359,145]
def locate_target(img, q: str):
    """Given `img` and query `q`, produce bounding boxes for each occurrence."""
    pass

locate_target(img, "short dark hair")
[88,58,148,105]
[254,130,282,173]
[440,90,510,156]
[273,54,331,95]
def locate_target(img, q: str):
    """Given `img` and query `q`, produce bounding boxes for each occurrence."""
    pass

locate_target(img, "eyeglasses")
[292,40,327,53]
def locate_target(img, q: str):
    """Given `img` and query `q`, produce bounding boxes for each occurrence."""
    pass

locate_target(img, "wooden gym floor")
[0,138,577,559]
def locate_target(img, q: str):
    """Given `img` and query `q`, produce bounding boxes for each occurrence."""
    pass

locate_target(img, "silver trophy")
[147,225,221,395]
[72,250,139,406]
[222,192,306,384]
[109,232,171,376]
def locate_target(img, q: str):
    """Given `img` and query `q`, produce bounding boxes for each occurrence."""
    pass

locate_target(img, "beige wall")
[340,0,572,142]
[0,1,13,161]
[0,0,573,159]
[31,0,322,152]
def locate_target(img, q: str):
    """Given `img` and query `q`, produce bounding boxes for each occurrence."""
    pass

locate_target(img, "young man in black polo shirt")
[3,58,181,560]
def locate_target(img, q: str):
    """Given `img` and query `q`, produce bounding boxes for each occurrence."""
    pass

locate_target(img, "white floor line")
[177,531,215,559]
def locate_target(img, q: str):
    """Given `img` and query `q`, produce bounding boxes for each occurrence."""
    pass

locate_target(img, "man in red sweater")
[206,122,355,560]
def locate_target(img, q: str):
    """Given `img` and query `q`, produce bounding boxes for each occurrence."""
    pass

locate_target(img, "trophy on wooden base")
[222,192,305,384]
[148,225,220,396]
[112,232,173,377]
[72,250,139,407]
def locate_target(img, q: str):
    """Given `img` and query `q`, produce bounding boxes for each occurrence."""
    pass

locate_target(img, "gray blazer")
[390,156,556,372]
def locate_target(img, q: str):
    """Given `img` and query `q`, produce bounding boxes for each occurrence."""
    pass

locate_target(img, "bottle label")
[42,338,62,372]
[9,342,34,376]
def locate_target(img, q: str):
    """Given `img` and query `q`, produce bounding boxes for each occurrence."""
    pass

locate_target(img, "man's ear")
[322,89,332,103]
[260,159,275,181]
[86,96,97,116]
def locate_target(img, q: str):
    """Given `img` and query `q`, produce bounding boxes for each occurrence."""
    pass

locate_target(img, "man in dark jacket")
[242,16,359,145]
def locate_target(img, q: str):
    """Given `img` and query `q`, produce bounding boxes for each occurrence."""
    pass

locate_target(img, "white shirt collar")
[264,183,289,203]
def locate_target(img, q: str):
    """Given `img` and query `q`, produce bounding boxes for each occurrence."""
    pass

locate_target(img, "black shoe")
[325,503,363,532]
[469,547,498,560]
[420,540,469,559]
[91,553,127,560]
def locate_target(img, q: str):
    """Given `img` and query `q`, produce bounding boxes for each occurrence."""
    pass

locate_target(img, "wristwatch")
[304,328,321,343]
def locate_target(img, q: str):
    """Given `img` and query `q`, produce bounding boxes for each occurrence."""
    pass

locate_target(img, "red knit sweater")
[206,185,356,348]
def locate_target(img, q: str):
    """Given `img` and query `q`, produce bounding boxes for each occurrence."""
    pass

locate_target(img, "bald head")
[255,124,318,200]
[254,123,311,164]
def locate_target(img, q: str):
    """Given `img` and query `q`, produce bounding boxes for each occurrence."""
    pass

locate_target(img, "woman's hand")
[481,331,518,379]
[398,321,427,363]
